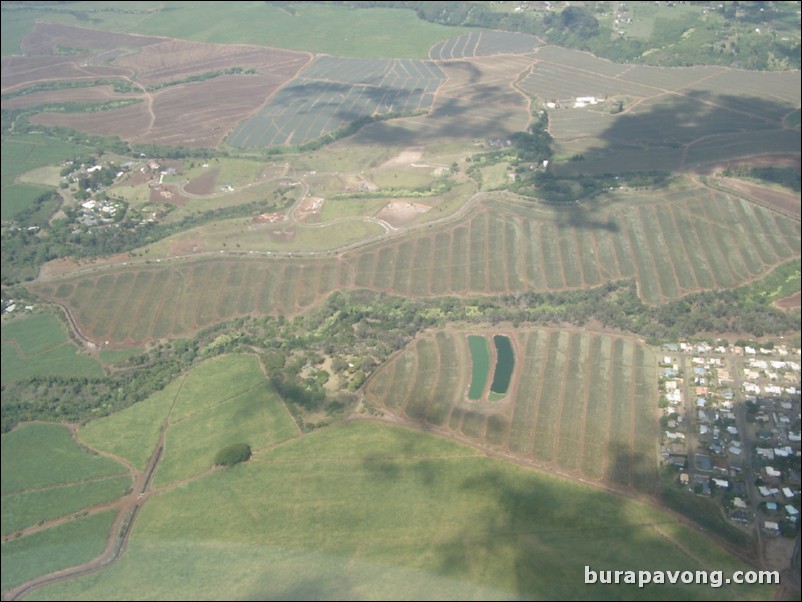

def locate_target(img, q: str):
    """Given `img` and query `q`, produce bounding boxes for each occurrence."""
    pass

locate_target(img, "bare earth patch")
[295,196,324,221]
[169,238,207,256]
[375,200,431,227]
[184,169,219,196]
[149,184,188,206]
[711,176,800,218]
[13,23,312,149]
[380,146,425,168]
[774,291,801,310]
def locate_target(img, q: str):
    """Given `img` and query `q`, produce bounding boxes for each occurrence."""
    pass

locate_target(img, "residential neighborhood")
[659,341,801,539]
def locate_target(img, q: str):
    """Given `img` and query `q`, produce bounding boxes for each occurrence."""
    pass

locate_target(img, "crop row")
[364,329,659,491]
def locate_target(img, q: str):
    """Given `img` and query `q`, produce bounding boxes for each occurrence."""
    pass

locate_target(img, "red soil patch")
[184,168,219,196]
[774,291,801,310]
[710,176,800,218]
[2,86,139,109]
[13,23,312,148]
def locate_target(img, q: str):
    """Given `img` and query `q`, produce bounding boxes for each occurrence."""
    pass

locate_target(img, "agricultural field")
[1,2,470,60]
[30,182,801,345]
[429,30,542,60]
[152,354,298,488]
[1,423,126,494]
[7,23,311,149]
[2,475,131,535]
[364,328,660,493]
[0,312,103,385]
[226,56,445,148]
[24,421,771,601]
[1,510,117,594]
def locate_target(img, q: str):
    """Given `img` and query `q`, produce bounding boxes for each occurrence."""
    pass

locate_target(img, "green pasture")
[1,423,125,495]
[1,476,131,535]
[97,347,144,367]
[169,354,264,421]
[79,378,182,471]
[1,135,90,189]
[153,381,297,488]
[28,421,770,601]
[1,184,51,222]
[29,2,469,59]
[1,510,117,594]
[1,313,103,385]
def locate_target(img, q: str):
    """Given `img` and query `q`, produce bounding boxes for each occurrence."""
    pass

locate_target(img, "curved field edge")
[27,188,801,346]
[1,423,127,495]
[24,421,771,601]
[0,510,117,593]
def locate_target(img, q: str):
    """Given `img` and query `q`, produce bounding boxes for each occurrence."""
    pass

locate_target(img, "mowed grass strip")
[1,313,103,385]
[427,332,461,427]
[403,337,439,422]
[1,476,131,535]
[581,336,612,480]
[531,331,566,462]
[1,424,125,495]
[631,344,659,493]
[27,421,772,601]
[606,338,634,488]
[0,510,117,593]
[554,333,589,471]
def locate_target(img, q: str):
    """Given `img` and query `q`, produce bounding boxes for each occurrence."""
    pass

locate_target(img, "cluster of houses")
[659,341,800,537]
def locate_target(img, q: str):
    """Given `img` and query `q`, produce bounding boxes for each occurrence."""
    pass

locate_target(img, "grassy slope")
[1,313,104,386]
[28,421,771,601]
[1,476,131,535]
[1,510,117,593]
[1,423,126,494]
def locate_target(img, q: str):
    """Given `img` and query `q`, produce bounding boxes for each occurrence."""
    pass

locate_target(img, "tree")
[214,443,252,467]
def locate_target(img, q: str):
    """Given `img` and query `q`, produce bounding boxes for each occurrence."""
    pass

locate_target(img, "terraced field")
[31,185,801,346]
[364,328,660,492]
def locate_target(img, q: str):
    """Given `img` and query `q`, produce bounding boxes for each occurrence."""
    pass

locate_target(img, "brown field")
[710,176,801,219]
[112,38,308,86]
[184,169,219,196]
[775,291,801,310]
[2,86,140,109]
[10,24,312,148]
[351,53,534,144]
[1,55,131,92]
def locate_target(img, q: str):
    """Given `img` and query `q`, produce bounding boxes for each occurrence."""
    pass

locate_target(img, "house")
[763,521,780,533]
[712,478,729,489]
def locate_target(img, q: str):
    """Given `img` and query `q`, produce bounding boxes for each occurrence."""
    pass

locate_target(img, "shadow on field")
[557,92,799,177]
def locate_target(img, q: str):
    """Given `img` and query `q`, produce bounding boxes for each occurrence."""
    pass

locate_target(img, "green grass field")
[1,476,131,535]
[1,423,126,494]
[1,312,104,386]
[26,421,771,600]
[9,2,469,59]
[1,510,117,594]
